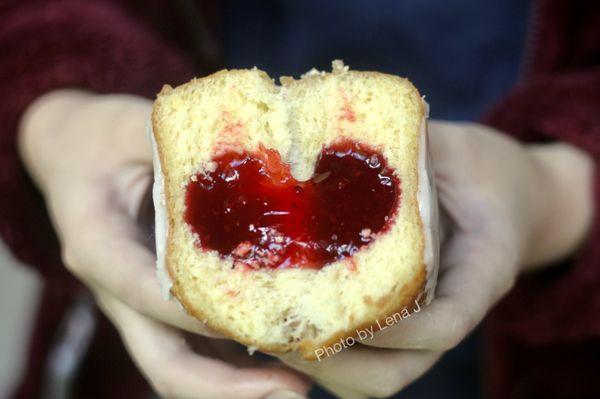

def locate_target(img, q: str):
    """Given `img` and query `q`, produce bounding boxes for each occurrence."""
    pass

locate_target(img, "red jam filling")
[184,141,400,270]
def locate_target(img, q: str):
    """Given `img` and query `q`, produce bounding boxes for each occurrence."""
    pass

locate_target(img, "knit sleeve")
[0,0,194,281]
[483,68,600,344]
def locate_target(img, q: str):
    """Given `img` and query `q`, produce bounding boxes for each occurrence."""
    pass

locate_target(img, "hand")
[19,90,310,399]
[276,120,594,398]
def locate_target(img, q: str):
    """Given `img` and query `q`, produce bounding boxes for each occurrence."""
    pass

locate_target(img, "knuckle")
[501,274,517,296]
[126,280,145,311]
[60,243,81,275]
[366,382,400,398]
[441,328,465,350]
[363,370,406,398]
[439,307,470,350]
[148,376,176,399]
[59,218,93,276]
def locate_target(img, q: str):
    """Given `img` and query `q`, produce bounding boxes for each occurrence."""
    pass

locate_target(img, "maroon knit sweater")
[0,1,598,398]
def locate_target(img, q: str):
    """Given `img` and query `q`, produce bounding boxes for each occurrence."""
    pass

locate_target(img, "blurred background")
[1,0,598,398]
[0,243,41,397]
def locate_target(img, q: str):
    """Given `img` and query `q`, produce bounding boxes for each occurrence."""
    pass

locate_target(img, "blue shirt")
[220,0,530,121]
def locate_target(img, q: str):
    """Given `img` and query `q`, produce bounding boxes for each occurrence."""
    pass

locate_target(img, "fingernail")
[264,389,306,399]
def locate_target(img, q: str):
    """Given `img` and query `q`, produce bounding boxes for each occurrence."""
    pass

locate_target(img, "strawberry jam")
[184,141,399,270]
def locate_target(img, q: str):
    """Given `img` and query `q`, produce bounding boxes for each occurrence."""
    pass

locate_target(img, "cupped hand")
[277,121,593,398]
[19,90,310,399]
[20,90,592,399]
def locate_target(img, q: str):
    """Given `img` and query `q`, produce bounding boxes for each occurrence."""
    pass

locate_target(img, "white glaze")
[150,126,173,299]
[416,100,439,304]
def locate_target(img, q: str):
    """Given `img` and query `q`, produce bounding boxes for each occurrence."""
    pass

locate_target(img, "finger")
[186,335,284,369]
[69,212,221,337]
[97,292,310,399]
[103,94,154,163]
[61,166,221,338]
[364,227,517,350]
[279,346,441,398]
[362,122,519,350]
